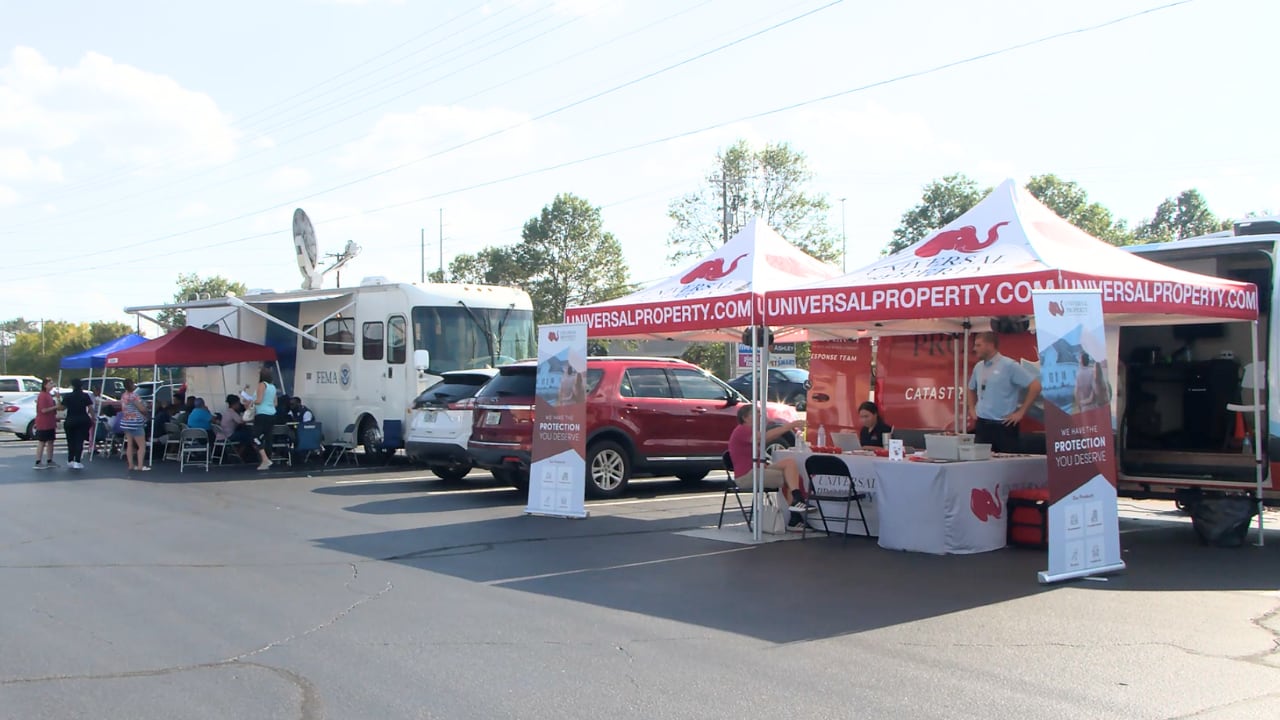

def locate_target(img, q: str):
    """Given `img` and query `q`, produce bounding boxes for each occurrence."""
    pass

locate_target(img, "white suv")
[405,369,498,482]
[0,375,42,405]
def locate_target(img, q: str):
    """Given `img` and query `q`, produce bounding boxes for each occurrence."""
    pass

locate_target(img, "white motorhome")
[1120,217,1279,503]
[126,278,535,457]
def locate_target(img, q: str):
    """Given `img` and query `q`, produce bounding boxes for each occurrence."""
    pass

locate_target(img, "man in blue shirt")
[967,332,1042,453]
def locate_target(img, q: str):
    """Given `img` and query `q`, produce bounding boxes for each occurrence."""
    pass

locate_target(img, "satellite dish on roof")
[292,208,362,290]
[293,208,322,290]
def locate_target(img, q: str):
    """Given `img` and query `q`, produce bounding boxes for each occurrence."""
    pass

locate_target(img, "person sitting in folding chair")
[217,395,256,462]
[727,405,807,519]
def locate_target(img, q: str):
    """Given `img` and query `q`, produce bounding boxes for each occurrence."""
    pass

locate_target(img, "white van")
[127,279,535,459]
[1120,217,1279,503]
[0,375,43,405]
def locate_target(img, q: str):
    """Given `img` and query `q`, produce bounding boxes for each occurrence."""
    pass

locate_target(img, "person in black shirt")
[60,379,95,469]
[858,401,893,448]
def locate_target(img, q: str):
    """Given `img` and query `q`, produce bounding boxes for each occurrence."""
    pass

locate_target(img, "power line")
[19,0,843,268]
[2,0,719,235]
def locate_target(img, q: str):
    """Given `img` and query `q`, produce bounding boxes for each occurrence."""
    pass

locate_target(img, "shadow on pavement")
[313,511,1280,645]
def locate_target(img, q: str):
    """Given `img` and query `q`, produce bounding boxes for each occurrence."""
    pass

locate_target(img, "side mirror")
[413,349,431,372]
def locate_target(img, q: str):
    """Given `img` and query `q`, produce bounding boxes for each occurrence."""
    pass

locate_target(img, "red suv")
[468,356,798,498]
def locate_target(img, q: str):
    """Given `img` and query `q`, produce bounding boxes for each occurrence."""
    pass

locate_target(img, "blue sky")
[1,0,1276,329]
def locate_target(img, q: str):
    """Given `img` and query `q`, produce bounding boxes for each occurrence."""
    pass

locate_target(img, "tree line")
[11,140,1264,380]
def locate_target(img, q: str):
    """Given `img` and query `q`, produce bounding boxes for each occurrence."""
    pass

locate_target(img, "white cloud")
[336,104,536,171]
[552,0,623,17]
[177,201,210,219]
[0,185,16,206]
[0,147,63,183]
[0,46,239,175]
[267,166,312,192]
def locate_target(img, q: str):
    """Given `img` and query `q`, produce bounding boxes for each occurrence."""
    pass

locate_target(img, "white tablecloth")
[777,450,1048,555]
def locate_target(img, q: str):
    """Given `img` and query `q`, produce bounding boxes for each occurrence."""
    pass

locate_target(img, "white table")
[776,450,1048,555]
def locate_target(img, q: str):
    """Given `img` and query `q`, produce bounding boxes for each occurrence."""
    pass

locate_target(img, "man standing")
[967,332,1042,453]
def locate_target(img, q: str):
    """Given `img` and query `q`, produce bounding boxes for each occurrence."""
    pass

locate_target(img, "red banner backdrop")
[875,333,1042,432]
[805,339,873,440]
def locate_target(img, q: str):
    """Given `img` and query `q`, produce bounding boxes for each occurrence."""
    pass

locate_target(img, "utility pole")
[420,227,425,283]
[840,197,848,272]
[438,209,444,280]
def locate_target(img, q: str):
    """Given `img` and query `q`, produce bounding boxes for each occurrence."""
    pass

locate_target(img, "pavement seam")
[1164,690,1280,719]
[1240,593,1280,667]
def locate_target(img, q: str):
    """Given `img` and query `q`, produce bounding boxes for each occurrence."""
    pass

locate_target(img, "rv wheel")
[359,420,385,462]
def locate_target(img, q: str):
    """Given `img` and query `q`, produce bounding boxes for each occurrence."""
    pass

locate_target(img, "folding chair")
[178,428,210,473]
[269,424,293,467]
[161,422,183,462]
[325,424,359,467]
[293,422,324,465]
[802,454,870,541]
[717,451,753,530]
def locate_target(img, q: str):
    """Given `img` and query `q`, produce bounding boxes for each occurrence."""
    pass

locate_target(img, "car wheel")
[765,435,792,462]
[676,470,709,484]
[22,420,35,441]
[787,391,807,412]
[586,440,630,498]
[430,463,472,483]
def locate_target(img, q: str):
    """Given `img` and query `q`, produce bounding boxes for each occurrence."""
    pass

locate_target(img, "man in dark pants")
[967,332,1042,453]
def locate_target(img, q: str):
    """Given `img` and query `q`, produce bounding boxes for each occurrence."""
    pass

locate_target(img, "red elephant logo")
[914,221,1010,258]
[547,331,559,342]
[1048,301,1065,317]
[970,484,1003,522]
[680,253,748,283]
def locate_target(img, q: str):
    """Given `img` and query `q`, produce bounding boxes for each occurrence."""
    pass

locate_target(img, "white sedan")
[0,393,38,440]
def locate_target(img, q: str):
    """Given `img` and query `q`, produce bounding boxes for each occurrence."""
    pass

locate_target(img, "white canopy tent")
[566,219,842,539]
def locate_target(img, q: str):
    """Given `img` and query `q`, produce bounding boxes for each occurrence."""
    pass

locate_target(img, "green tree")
[1026,174,1133,245]
[447,194,632,326]
[887,173,987,254]
[158,273,248,328]
[681,343,728,379]
[1134,189,1232,243]
[667,140,840,264]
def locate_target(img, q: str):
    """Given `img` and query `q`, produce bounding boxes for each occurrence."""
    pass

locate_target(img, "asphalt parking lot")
[1,435,1279,720]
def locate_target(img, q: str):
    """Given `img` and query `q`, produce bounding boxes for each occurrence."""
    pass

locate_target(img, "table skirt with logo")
[777,450,1048,554]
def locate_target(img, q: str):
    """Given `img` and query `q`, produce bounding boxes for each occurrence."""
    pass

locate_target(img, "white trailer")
[126,278,535,457]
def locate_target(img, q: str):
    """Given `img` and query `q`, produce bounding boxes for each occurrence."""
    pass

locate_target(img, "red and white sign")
[875,333,1041,433]
[805,339,872,439]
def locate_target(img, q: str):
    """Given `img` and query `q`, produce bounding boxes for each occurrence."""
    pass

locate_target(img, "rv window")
[388,316,406,364]
[324,318,355,356]
[363,322,384,361]
[301,329,317,351]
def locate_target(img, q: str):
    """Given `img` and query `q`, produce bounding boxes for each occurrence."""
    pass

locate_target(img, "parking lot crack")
[224,578,392,663]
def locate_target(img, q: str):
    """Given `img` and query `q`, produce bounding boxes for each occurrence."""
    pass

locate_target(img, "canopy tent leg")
[962,324,972,432]
[1251,320,1265,547]
[148,364,159,466]
[751,330,764,542]
[85,366,96,463]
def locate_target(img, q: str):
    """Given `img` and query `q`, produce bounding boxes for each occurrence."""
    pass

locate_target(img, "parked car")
[0,375,43,405]
[82,376,130,399]
[405,368,499,482]
[468,356,798,498]
[135,382,181,409]
[0,392,38,440]
[727,367,811,410]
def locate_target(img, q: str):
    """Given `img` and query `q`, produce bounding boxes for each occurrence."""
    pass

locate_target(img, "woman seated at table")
[858,401,893,447]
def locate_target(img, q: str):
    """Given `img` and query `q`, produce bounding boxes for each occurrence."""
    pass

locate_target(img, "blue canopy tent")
[60,334,148,370]
[58,333,148,463]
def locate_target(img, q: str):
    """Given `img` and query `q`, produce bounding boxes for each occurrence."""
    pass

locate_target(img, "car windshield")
[475,368,537,400]
[413,374,494,408]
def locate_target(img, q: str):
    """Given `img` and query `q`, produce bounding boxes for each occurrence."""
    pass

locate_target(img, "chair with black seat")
[178,427,210,473]
[326,424,359,467]
[802,453,870,541]
[717,451,753,531]
[293,422,325,465]
[269,424,293,467]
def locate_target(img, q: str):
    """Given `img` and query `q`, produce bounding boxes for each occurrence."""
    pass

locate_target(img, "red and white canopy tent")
[565,218,840,341]
[765,179,1264,534]
[767,179,1257,336]
[566,219,842,540]
[106,326,279,464]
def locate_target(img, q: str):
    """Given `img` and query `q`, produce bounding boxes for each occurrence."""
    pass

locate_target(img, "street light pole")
[840,197,848,272]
